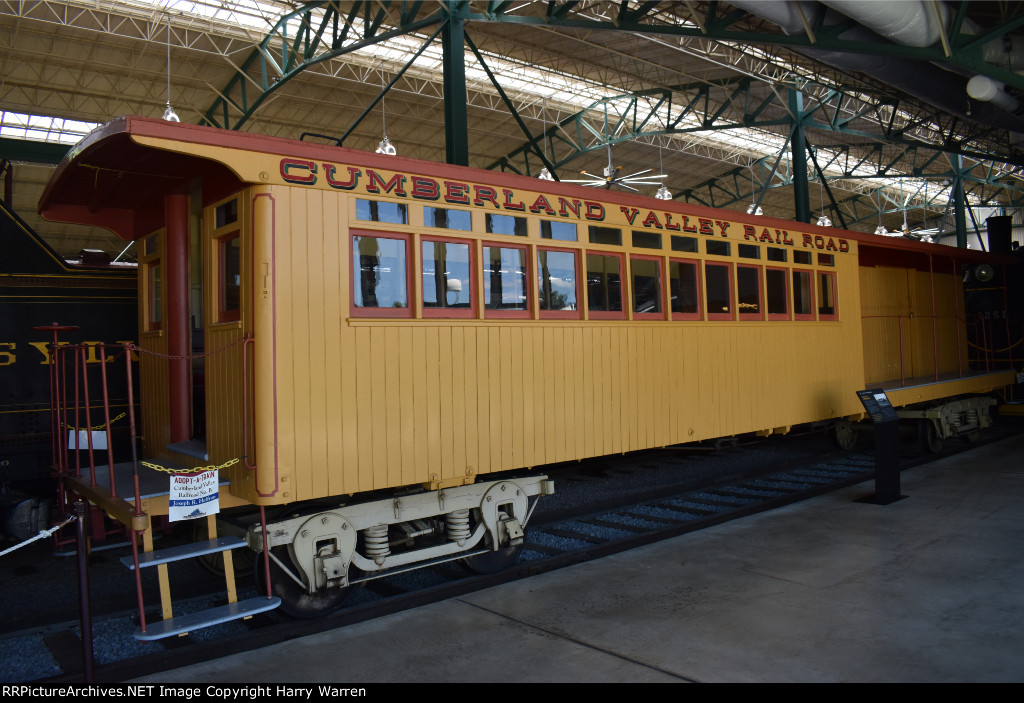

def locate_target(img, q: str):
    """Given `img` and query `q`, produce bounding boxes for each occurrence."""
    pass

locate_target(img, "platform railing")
[50,340,150,633]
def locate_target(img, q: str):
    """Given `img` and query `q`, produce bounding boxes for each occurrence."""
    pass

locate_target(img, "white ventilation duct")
[730,1,1024,133]
[820,1,945,48]
[967,75,1020,113]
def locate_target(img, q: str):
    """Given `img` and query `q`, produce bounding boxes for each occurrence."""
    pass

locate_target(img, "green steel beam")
[200,1,447,131]
[442,4,469,166]
[0,137,70,165]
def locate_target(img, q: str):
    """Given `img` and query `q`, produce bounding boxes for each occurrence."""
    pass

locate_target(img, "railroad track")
[5,422,1019,684]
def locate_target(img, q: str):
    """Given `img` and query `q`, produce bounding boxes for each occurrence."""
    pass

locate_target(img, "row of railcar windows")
[355,199,838,268]
[351,230,838,322]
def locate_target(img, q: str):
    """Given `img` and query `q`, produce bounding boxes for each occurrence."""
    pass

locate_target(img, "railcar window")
[537,248,579,316]
[540,220,577,241]
[631,256,663,318]
[215,199,238,228]
[351,234,410,316]
[766,267,789,319]
[817,253,835,267]
[588,225,622,246]
[792,270,815,319]
[736,265,762,320]
[767,247,788,262]
[424,207,472,231]
[148,263,162,330]
[486,213,527,236]
[818,272,838,320]
[793,250,813,265]
[706,240,731,257]
[705,262,732,320]
[422,239,474,317]
[632,230,662,250]
[671,235,699,253]
[586,253,624,318]
[483,244,529,317]
[356,199,408,225]
[669,259,701,319]
[218,234,241,322]
[738,244,761,259]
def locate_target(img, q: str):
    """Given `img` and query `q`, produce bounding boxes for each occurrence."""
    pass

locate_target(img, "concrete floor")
[132,434,1024,683]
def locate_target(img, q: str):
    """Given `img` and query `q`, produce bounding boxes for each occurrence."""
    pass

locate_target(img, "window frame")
[536,245,581,319]
[216,231,241,323]
[765,266,791,321]
[482,241,532,319]
[349,229,414,319]
[140,233,162,332]
[736,263,764,321]
[668,257,703,321]
[817,270,839,321]
[630,254,665,320]
[792,269,816,321]
[585,251,626,320]
[704,261,734,321]
[420,234,477,319]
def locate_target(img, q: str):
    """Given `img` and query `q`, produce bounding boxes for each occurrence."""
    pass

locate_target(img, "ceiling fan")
[563,145,667,192]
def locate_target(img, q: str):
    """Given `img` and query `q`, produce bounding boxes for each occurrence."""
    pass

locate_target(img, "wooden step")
[120,536,246,570]
[133,596,281,641]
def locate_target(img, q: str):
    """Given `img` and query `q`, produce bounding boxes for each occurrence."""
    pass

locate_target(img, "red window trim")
[630,254,665,320]
[537,245,581,319]
[482,240,531,319]
[817,270,839,321]
[586,251,626,320]
[350,229,413,319]
[420,234,477,319]
[668,257,703,321]
[792,269,816,321]
[704,261,733,321]
[765,266,790,321]
[217,232,241,323]
[736,263,764,321]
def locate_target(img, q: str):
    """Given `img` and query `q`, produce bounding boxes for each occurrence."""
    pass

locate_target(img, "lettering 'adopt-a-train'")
[37,116,1020,637]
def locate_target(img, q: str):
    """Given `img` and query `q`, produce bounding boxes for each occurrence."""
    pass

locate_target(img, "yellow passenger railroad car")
[39,117,1018,632]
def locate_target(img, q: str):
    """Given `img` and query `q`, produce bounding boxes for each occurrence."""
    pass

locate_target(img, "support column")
[951,154,968,248]
[165,192,190,442]
[789,87,811,224]
[442,4,469,166]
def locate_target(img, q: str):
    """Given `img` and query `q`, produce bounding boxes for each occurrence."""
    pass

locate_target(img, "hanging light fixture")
[746,162,762,215]
[375,59,396,155]
[161,16,179,122]
[537,99,554,180]
[815,170,830,227]
[873,189,888,235]
[654,143,672,200]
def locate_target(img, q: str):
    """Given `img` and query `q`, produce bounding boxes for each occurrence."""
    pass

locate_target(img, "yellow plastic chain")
[67,412,127,432]
[140,457,241,474]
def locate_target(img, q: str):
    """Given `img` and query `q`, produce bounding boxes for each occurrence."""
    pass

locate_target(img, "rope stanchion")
[0,515,77,557]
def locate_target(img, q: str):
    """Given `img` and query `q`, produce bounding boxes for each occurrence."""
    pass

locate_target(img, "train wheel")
[831,419,858,451]
[962,429,982,444]
[464,544,522,574]
[919,420,944,454]
[254,547,350,619]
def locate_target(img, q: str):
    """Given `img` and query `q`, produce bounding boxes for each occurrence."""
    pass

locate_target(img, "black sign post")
[855,389,905,505]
